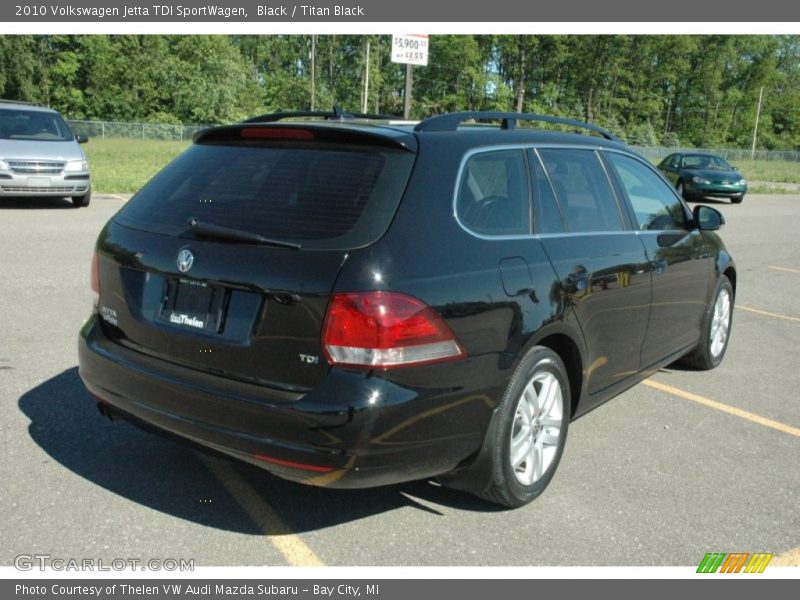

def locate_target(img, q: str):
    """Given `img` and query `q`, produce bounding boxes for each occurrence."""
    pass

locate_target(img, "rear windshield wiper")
[188,218,302,249]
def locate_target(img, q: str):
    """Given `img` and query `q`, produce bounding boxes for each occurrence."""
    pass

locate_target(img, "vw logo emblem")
[176,248,194,273]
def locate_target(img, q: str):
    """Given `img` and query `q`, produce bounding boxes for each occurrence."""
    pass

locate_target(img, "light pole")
[751,86,764,161]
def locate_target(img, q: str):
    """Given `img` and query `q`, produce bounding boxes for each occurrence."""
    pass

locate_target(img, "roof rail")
[414,111,620,141]
[244,105,399,124]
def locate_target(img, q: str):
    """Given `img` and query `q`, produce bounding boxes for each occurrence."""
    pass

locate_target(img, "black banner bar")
[4,579,798,600]
[2,0,800,22]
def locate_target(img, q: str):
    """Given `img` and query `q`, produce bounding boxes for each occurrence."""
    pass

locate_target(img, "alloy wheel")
[509,371,564,486]
[709,288,731,358]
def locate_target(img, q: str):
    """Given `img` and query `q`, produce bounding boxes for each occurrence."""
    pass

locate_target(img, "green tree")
[0,34,798,150]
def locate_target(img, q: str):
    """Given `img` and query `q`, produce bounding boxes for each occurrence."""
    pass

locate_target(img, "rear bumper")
[78,316,500,489]
[0,172,89,196]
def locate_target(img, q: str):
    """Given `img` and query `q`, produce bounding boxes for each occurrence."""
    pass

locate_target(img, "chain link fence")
[634,146,800,163]
[65,119,800,162]
[66,119,213,141]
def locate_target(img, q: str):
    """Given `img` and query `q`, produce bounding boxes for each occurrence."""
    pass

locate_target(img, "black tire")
[71,187,91,208]
[681,276,734,370]
[677,180,697,202]
[476,346,570,508]
[731,194,744,204]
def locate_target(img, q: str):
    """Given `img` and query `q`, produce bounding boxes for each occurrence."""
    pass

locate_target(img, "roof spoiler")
[192,122,417,153]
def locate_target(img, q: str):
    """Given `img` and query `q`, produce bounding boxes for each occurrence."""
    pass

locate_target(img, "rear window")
[114,141,415,250]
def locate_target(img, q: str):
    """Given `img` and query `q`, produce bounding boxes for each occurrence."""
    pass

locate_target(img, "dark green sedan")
[657,152,747,204]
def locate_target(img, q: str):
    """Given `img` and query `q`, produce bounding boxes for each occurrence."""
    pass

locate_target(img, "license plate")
[160,278,225,332]
[28,177,51,187]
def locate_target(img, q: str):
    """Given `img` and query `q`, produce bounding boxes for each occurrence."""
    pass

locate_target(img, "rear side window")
[114,142,415,250]
[528,151,565,234]
[456,149,530,236]
[538,149,624,233]
[660,154,679,169]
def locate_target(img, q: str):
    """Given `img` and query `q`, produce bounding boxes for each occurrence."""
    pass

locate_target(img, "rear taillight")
[322,292,467,369]
[90,251,100,309]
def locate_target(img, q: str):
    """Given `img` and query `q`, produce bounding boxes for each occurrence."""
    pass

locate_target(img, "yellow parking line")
[642,379,800,438]
[737,305,800,323]
[768,265,800,274]
[198,454,324,566]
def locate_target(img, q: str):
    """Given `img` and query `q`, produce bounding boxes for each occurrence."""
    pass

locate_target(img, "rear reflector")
[322,291,467,369]
[90,251,100,308]
[240,127,315,140]
[254,454,335,473]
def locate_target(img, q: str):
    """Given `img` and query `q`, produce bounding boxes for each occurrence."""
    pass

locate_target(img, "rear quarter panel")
[334,134,586,400]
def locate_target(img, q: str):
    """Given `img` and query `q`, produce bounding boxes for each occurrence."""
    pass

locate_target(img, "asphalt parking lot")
[1,194,798,567]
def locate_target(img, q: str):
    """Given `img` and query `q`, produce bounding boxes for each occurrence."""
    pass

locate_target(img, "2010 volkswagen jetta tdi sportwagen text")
[78,110,736,507]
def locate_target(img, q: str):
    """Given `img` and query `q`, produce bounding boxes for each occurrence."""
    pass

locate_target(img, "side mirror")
[732,165,739,171]
[75,134,89,144]
[693,205,725,231]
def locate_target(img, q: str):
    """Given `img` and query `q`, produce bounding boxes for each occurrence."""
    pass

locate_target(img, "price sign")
[391,34,429,66]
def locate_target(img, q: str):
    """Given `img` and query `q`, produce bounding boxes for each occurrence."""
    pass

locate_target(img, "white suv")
[0,100,91,207]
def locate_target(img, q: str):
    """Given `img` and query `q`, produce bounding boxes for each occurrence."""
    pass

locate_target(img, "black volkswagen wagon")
[78,111,736,507]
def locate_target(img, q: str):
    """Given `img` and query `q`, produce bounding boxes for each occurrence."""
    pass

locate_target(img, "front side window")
[456,149,530,236]
[537,149,623,233]
[606,152,688,231]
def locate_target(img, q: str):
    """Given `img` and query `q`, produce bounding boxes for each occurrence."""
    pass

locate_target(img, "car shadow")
[661,361,704,372]
[0,197,74,209]
[18,368,502,536]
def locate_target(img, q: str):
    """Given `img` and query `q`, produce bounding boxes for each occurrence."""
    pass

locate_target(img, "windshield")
[681,154,733,170]
[0,108,75,142]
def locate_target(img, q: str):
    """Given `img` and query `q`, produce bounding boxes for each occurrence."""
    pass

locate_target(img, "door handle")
[651,258,668,274]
